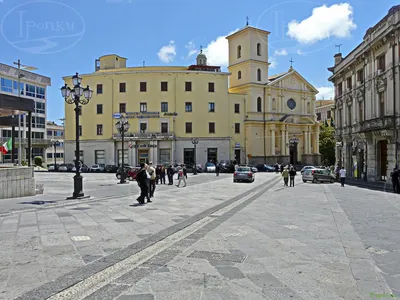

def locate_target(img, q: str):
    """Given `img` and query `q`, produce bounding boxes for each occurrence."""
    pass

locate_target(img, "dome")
[196,47,207,66]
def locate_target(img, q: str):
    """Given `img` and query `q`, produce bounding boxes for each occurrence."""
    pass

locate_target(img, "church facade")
[227,26,321,166]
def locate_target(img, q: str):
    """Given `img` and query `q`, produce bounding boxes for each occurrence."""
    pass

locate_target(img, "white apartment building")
[0,62,51,164]
[328,5,400,182]
[46,121,65,165]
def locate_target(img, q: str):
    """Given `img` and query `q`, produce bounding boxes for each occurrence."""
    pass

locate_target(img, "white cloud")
[202,29,239,67]
[287,3,357,44]
[185,41,198,58]
[316,86,334,100]
[296,49,304,55]
[269,57,278,69]
[157,40,176,63]
[274,49,288,56]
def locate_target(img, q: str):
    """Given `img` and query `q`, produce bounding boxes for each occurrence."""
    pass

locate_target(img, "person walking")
[282,167,289,186]
[155,165,161,185]
[215,163,220,176]
[289,167,296,187]
[339,166,346,187]
[148,162,156,198]
[176,166,186,187]
[160,165,166,184]
[167,165,174,185]
[391,166,399,193]
[135,163,150,204]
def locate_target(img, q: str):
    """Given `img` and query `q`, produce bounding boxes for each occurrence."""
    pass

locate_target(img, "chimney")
[334,53,343,66]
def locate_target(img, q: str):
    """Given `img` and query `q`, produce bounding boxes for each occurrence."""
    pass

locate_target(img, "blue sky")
[0,0,398,122]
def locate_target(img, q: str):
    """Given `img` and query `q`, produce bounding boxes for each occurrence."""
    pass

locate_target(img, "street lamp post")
[61,73,93,199]
[116,116,130,184]
[151,134,156,165]
[51,140,59,170]
[191,138,199,175]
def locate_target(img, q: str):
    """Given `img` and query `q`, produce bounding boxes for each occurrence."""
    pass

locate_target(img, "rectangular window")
[35,102,45,114]
[183,148,194,167]
[379,92,385,117]
[234,103,240,114]
[346,77,352,90]
[140,122,147,133]
[35,117,45,128]
[26,84,36,97]
[208,102,215,112]
[47,130,53,137]
[348,106,352,125]
[185,81,192,92]
[316,112,321,121]
[357,69,364,83]
[78,125,82,136]
[36,86,45,99]
[97,124,103,135]
[208,82,215,92]
[161,122,168,133]
[207,148,217,163]
[378,54,386,71]
[47,153,52,159]
[95,150,106,164]
[185,122,192,133]
[159,149,171,165]
[13,81,24,95]
[97,84,103,94]
[1,78,13,93]
[161,102,168,112]
[359,102,363,122]
[185,102,192,112]
[234,123,240,134]
[209,122,215,134]
[327,110,331,119]
[161,81,168,91]
[338,82,343,96]
[140,102,147,112]
[119,103,126,113]
[140,82,147,92]
[97,104,103,114]
[119,82,126,93]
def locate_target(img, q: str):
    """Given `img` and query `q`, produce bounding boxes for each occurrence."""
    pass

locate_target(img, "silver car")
[233,166,255,183]
[302,168,335,183]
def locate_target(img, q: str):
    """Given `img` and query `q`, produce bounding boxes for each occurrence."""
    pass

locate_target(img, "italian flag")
[0,138,12,154]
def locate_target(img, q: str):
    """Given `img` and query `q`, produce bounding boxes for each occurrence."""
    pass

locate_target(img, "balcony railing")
[0,137,52,146]
[360,116,394,132]
[112,132,175,140]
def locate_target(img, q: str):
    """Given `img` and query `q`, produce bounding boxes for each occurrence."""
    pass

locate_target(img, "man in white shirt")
[148,162,156,198]
[339,166,346,187]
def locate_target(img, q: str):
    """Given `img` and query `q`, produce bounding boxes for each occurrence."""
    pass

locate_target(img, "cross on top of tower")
[200,45,203,53]
[289,58,294,68]
[246,16,249,26]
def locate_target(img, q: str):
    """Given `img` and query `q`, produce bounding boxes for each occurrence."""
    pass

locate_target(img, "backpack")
[179,170,183,177]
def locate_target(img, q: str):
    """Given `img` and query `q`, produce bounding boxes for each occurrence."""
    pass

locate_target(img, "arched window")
[257,43,261,56]
[238,71,242,79]
[237,45,242,58]
[257,97,262,112]
[307,102,311,114]
[257,69,261,81]
[272,98,276,111]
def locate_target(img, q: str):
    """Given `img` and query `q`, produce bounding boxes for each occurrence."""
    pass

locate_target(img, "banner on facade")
[129,144,157,148]
[125,112,160,119]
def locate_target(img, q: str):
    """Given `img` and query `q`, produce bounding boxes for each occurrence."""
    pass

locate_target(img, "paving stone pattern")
[0,173,276,300]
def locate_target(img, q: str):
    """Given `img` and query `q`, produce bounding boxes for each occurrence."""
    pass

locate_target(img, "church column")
[315,126,320,153]
[303,130,308,154]
[268,94,272,112]
[285,130,289,153]
[280,129,286,155]
[307,129,311,154]
[271,129,275,155]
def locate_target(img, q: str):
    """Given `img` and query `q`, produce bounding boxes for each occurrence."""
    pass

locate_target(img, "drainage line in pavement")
[14,176,280,300]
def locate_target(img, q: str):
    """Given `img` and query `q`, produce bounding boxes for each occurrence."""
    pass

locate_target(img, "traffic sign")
[235,143,240,148]
[113,113,121,119]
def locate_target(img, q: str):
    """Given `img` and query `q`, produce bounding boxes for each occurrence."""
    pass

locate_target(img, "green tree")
[319,124,336,166]
[34,156,43,167]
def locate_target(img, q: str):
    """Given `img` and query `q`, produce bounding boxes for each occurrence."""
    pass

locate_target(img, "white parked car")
[90,164,104,172]
[205,163,216,172]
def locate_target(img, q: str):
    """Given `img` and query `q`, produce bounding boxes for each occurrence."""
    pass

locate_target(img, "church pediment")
[279,115,316,125]
[268,70,318,94]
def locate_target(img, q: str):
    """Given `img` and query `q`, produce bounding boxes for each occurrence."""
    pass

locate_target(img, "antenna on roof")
[246,16,249,26]
[143,61,145,67]
[335,44,343,53]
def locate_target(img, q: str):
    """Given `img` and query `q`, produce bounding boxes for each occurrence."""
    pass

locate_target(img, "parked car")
[301,166,316,174]
[58,163,74,172]
[127,167,141,181]
[256,164,275,172]
[90,164,105,172]
[105,165,118,173]
[219,160,235,173]
[205,162,216,172]
[302,168,335,183]
[247,165,258,173]
[233,166,255,183]
[72,164,89,172]
[47,164,59,171]
[116,165,133,179]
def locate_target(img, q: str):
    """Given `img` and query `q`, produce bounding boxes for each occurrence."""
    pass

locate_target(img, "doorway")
[234,149,241,164]
[378,140,388,181]
[289,143,298,165]
[138,149,149,165]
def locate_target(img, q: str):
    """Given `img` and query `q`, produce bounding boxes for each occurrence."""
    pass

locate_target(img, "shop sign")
[125,112,160,119]
[163,112,178,116]
[113,113,121,119]
[129,144,157,148]
[235,143,240,148]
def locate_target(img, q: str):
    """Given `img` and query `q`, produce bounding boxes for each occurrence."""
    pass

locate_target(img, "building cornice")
[228,59,269,68]
[0,63,51,86]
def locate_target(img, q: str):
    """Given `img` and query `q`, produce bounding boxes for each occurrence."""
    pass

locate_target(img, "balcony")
[112,132,175,140]
[360,116,394,132]
[0,137,52,146]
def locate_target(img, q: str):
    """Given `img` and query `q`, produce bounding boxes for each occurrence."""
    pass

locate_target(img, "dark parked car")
[116,165,133,179]
[256,164,275,172]
[105,165,118,173]
[219,160,235,173]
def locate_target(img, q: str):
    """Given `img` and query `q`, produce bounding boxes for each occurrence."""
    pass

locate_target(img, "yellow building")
[63,52,246,167]
[315,100,335,126]
[227,26,321,165]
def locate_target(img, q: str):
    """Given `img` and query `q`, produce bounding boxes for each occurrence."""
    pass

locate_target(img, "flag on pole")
[0,138,12,154]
